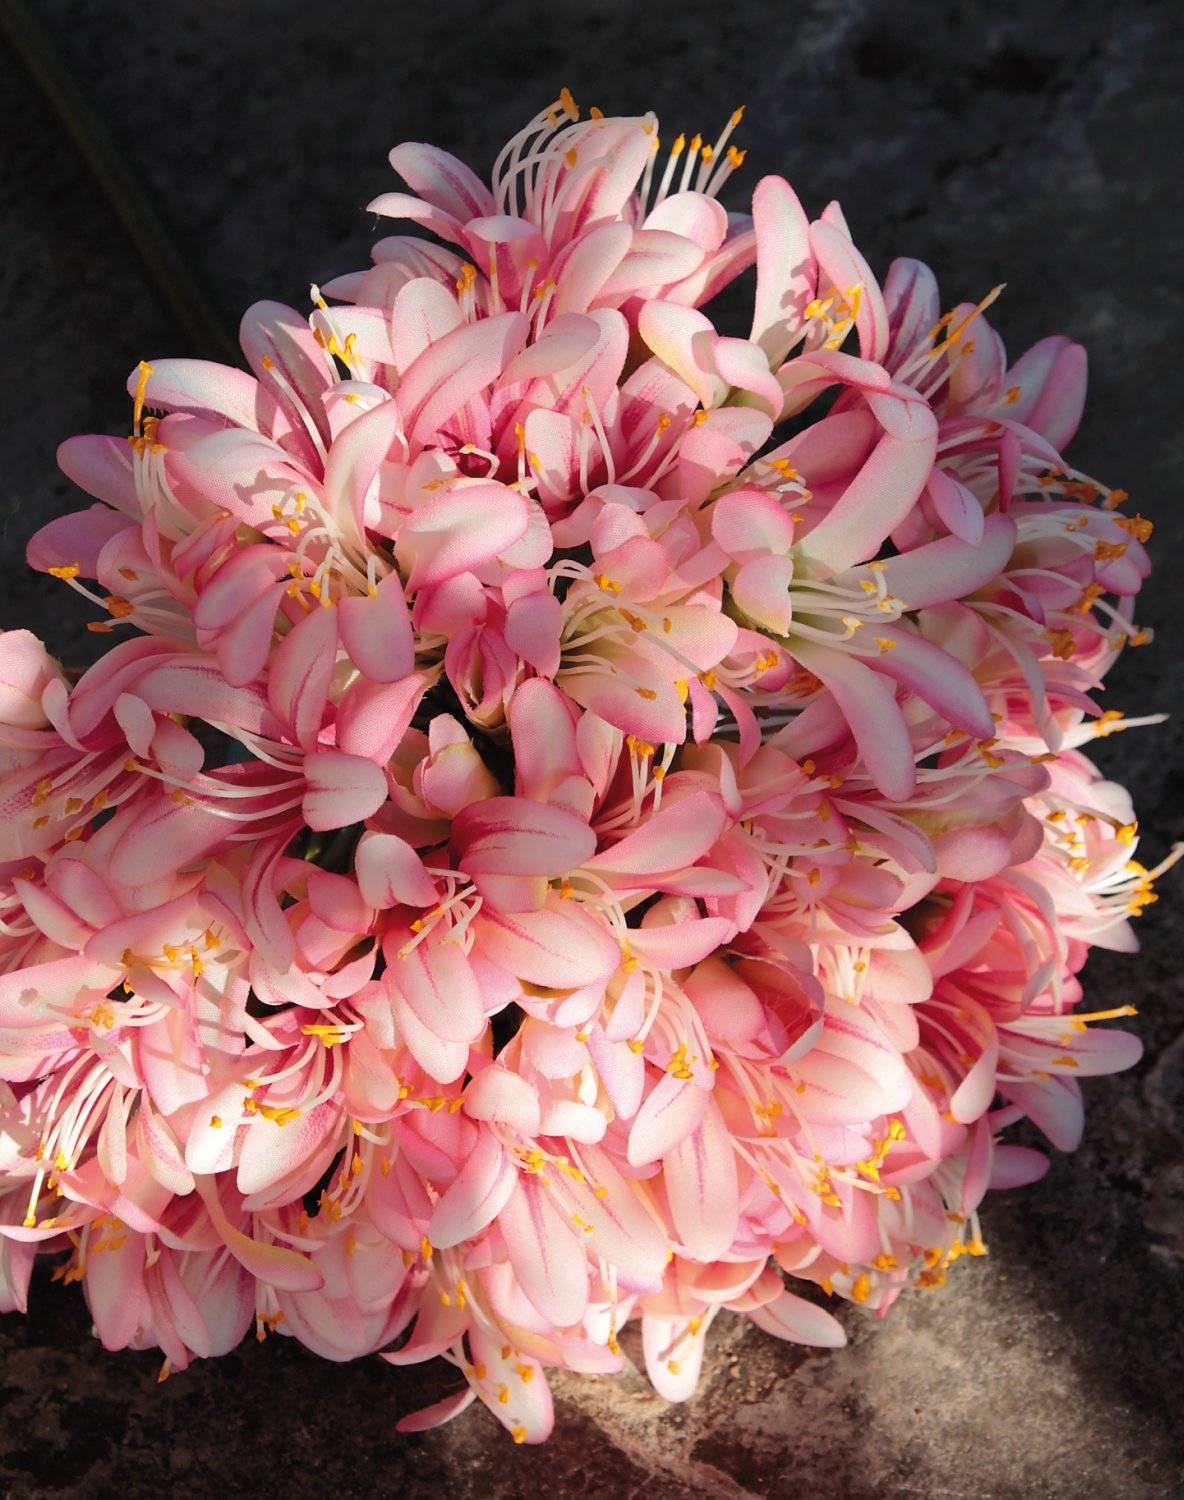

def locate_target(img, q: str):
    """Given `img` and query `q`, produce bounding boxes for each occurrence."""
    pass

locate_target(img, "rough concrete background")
[0,1,1181,1495]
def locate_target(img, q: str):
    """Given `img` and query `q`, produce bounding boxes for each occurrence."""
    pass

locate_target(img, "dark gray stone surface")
[1,1,1181,1494]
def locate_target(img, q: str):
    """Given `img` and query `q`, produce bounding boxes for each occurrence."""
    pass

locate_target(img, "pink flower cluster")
[1,94,1174,1442]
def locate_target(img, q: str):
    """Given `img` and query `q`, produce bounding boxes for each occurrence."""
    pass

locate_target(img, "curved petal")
[396,482,529,590]
[746,1287,847,1347]
[454,797,596,878]
[627,1071,710,1167]
[337,572,415,685]
[750,175,815,366]
[787,640,915,801]
[809,219,889,362]
[389,141,495,219]
[392,938,485,1045]
[302,750,388,830]
[268,604,337,750]
[478,901,621,990]
[796,400,937,576]
[500,1173,589,1327]
[428,1129,514,1249]
[877,514,1016,609]
[355,831,437,909]
[665,1096,739,1261]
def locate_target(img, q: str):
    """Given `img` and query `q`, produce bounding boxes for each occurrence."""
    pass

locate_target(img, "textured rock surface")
[1,1,1181,1495]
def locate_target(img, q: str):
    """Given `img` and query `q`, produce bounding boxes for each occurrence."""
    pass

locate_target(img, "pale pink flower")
[1,92,1171,1442]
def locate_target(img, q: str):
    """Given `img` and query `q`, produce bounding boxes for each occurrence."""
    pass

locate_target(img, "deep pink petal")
[239,300,335,451]
[549,222,632,317]
[368,191,469,248]
[925,467,984,545]
[1004,337,1087,448]
[335,673,428,763]
[883,257,942,371]
[949,1031,1003,1124]
[627,916,735,969]
[796,402,937,576]
[395,1387,477,1433]
[27,505,131,578]
[56,434,139,515]
[399,311,528,445]
[988,1145,1050,1191]
[598,229,704,303]
[323,398,401,538]
[854,626,994,739]
[504,590,563,677]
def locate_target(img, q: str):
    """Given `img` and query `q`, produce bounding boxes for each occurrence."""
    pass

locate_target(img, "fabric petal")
[302,750,388,830]
[746,1287,847,1347]
[627,1071,710,1167]
[665,1097,739,1261]
[499,1173,589,1327]
[428,1130,514,1248]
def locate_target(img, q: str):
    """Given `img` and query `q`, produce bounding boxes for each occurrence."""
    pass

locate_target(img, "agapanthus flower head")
[1,90,1176,1443]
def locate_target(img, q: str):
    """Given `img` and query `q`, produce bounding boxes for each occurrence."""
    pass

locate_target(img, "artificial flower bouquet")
[0,93,1172,1443]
